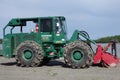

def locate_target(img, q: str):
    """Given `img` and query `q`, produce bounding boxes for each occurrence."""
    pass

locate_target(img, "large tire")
[15,41,44,67]
[64,41,93,69]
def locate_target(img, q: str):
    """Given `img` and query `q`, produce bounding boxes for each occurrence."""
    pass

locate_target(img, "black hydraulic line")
[79,31,90,39]
[78,31,96,45]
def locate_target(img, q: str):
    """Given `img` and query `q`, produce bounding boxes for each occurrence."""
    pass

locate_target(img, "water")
[0,43,120,57]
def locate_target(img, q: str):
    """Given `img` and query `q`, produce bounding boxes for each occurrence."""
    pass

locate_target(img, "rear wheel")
[64,41,93,69]
[15,41,44,67]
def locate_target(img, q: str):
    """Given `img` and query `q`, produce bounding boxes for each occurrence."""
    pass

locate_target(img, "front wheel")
[64,41,93,69]
[15,41,44,67]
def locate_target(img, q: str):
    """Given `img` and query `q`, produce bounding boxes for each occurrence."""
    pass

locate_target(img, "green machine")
[0,16,95,68]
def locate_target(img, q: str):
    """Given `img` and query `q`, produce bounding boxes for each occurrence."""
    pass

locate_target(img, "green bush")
[94,35,120,43]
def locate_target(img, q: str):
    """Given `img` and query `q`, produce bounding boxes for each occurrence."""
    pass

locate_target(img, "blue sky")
[0,0,120,39]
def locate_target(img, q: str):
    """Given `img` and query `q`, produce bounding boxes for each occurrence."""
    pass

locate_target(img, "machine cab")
[53,17,67,44]
[40,16,67,44]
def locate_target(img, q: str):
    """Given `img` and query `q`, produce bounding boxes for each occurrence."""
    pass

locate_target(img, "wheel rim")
[23,50,33,60]
[72,50,84,62]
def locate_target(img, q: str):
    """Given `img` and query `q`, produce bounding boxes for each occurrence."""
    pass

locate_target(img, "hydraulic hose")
[78,31,96,45]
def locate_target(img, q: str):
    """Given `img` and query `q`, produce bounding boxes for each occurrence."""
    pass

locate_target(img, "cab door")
[40,18,53,42]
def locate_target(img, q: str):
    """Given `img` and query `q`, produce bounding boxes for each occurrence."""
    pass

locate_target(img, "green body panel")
[2,16,67,58]
[2,33,39,58]
[1,16,94,59]
[70,30,79,42]
[2,34,13,57]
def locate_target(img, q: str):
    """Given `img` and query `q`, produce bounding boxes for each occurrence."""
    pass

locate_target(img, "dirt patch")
[0,57,120,80]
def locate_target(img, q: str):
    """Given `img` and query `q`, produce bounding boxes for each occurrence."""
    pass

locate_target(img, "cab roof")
[7,16,65,26]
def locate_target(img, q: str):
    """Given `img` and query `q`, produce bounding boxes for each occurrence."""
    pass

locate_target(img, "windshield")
[61,19,67,34]
[55,18,67,34]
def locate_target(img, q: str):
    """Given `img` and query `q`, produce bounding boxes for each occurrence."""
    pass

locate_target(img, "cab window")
[40,19,52,32]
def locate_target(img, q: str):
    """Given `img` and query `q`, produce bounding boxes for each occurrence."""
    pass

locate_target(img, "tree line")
[94,35,120,43]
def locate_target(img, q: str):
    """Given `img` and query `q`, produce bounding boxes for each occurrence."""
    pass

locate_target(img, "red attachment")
[93,45,103,64]
[35,23,39,32]
[93,45,119,67]
[102,52,119,67]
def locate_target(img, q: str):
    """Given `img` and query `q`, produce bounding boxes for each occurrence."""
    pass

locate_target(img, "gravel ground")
[0,57,120,80]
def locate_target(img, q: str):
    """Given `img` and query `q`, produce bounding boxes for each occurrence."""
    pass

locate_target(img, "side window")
[11,21,36,33]
[61,20,67,34]
[40,19,52,32]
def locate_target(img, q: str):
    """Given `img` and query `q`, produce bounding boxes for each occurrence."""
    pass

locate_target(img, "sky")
[0,0,120,39]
